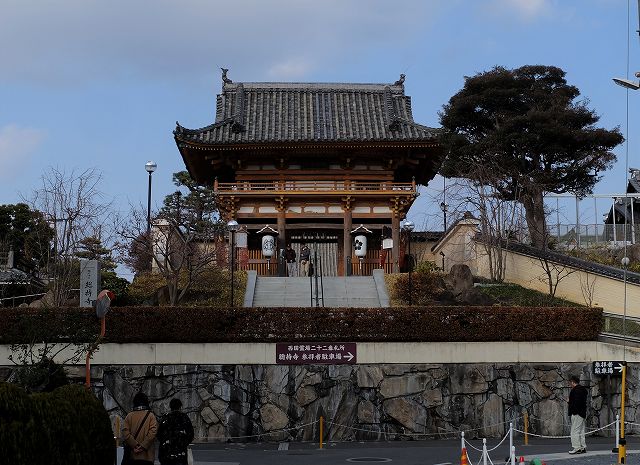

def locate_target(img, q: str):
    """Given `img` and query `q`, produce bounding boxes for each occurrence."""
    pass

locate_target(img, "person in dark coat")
[157,398,195,465]
[284,244,297,276]
[568,375,588,454]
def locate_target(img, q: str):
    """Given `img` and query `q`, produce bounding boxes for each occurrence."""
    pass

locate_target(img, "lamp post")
[440,201,448,231]
[613,72,635,465]
[227,219,239,307]
[145,161,157,236]
[403,220,414,306]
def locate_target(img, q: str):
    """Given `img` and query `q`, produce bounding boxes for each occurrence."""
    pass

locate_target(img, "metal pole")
[509,422,513,460]
[595,197,599,244]
[576,195,581,249]
[147,172,152,236]
[557,198,561,245]
[631,198,636,244]
[408,233,412,306]
[613,199,618,243]
[615,413,620,452]
[461,431,465,452]
[511,446,516,465]
[230,231,235,307]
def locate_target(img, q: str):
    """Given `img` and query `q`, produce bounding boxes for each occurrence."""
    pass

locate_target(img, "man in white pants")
[568,375,588,454]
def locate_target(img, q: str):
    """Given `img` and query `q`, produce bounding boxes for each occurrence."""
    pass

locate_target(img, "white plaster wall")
[1,341,637,365]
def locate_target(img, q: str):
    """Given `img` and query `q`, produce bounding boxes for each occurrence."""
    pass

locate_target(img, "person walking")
[122,392,158,465]
[158,398,195,465]
[300,243,311,276]
[568,375,588,454]
[284,244,297,276]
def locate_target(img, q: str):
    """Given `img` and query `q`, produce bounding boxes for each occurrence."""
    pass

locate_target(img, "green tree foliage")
[159,170,223,233]
[0,382,115,465]
[0,203,54,269]
[439,65,624,248]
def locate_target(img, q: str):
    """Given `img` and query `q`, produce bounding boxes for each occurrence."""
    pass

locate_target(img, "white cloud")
[485,0,552,21]
[0,0,439,86]
[0,125,46,180]
[267,59,314,80]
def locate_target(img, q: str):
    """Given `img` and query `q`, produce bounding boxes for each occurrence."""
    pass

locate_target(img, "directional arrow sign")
[592,361,625,377]
[276,343,357,365]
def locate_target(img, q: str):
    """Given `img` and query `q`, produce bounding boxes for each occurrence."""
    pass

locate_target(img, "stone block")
[384,397,426,432]
[260,403,289,431]
[380,373,431,398]
[356,366,384,388]
[357,400,378,423]
[296,385,317,406]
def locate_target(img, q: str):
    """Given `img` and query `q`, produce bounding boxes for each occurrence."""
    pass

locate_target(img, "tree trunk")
[522,188,548,249]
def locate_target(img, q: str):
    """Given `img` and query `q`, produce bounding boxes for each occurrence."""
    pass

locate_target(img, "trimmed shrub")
[0,305,603,343]
[390,270,447,305]
[0,383,115,465]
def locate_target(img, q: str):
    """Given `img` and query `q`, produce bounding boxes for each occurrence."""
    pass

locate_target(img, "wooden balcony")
[214,180,416,196]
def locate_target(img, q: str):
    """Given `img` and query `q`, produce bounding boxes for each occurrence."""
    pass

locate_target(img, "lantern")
[262,235,276,257]
[354,235,367,257]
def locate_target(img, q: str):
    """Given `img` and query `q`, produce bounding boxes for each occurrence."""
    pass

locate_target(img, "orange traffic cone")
[460,447,469,465]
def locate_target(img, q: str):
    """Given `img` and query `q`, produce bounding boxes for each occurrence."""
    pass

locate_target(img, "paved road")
[190,437,640,465]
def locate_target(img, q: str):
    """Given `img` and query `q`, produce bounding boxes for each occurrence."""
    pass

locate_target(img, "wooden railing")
[215,180,416,194]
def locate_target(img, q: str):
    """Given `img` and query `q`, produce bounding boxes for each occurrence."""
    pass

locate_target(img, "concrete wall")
[475,247,640,317]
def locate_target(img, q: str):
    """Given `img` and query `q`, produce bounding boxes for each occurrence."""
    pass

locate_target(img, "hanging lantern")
[354,235,367,257]
[262,235,276,257]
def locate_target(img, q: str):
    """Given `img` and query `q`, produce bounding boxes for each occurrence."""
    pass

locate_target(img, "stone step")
[252,276,382,308]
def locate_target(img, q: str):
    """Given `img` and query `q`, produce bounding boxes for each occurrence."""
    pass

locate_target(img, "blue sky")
[0,0,637,232]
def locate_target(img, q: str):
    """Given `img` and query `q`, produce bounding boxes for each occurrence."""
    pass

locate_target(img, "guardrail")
[215,180,416,194]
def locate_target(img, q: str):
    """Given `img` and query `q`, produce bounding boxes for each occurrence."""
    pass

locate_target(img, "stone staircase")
[250,275,387,307]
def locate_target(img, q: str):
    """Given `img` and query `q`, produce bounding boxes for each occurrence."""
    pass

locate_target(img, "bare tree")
[445,163,524,282]
[535,256,577,297]
[579,271,598,308]
[117,204,224,305]
[24,167,113,306]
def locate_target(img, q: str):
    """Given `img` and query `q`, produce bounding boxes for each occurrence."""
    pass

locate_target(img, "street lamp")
[439,201,448,230]
[227,219,240,307]
[145,161,157,236]
[613,73,640,90]
[402,220,415,306]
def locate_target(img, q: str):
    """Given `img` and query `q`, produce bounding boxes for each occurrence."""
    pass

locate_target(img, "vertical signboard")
[80,259,100,308]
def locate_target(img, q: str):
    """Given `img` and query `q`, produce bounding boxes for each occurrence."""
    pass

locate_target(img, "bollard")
[523,411,529,446]
[613,413,620,453]
[509,421,513,458]
[319,416,324,450]
[511,445,516,465]
[482,438,487,465]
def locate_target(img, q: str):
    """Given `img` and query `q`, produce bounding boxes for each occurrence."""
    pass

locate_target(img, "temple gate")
[174,73,442,275]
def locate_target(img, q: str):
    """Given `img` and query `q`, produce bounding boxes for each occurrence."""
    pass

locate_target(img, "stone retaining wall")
[71,363,639,441]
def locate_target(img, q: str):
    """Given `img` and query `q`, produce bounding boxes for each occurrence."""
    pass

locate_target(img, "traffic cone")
[460,447,469,465]
[519,457,525,463]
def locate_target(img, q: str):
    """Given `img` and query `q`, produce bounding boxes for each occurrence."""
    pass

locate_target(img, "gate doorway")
[290,233,339,277]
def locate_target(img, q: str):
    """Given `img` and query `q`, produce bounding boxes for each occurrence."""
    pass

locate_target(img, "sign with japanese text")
[276,343,357,365]
[382,238,393,250]
[80,259,100,308]
[592,361,624,377]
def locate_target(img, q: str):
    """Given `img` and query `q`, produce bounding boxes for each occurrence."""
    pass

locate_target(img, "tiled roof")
[175,79,439,145]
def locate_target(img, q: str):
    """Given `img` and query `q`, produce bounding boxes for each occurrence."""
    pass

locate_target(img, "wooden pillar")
[343,207,352,276]
[277,207,286,277]
[392,213,400,273]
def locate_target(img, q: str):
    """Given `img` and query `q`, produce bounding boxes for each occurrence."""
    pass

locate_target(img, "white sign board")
[382,238,393,250]
[235,231,248,248]
[80,259,100,308]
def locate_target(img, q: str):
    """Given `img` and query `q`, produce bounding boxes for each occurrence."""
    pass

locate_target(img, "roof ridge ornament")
[221,67,233,85]
[394,73,405,86]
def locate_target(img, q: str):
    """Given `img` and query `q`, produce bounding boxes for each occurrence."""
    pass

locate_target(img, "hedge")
[0,306,603,343]
[0,383,115,465]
